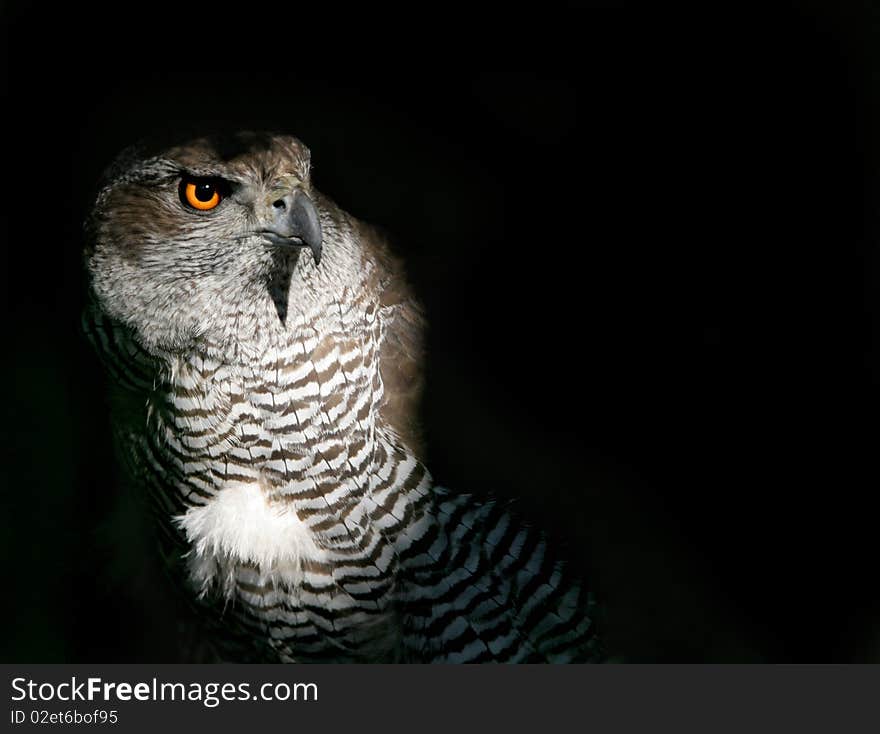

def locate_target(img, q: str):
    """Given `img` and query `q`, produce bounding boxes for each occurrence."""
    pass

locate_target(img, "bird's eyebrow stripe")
[176,166,241,183]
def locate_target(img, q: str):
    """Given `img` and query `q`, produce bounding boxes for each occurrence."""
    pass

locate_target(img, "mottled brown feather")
[357,220,426,456]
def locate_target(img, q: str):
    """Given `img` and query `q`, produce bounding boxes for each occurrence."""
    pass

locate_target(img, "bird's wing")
[397,487,604,663]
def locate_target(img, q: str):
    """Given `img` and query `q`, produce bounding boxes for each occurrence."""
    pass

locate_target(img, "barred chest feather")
[88,273,603,663]
[128,282,438,661]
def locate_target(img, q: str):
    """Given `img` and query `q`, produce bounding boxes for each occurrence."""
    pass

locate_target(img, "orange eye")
[181,178,222,210]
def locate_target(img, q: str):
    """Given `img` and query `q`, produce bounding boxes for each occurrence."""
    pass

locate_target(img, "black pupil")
[194,182,215,201]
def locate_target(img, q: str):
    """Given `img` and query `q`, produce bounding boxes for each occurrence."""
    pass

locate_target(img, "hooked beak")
[260,190,323,264]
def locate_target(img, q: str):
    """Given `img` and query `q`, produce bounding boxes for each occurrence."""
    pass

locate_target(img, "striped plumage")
[83,132,603,663]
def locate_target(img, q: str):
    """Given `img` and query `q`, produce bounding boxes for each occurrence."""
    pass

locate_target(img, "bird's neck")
[152,268,390,500]
[190,234,378,367]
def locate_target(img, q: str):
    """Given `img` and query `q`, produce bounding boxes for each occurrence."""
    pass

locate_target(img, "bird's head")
[84,131,334,357]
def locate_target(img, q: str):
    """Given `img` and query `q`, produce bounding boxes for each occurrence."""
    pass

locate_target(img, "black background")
[2,6,878,663]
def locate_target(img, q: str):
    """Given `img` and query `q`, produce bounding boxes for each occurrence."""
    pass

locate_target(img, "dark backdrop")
[3,6,878,662]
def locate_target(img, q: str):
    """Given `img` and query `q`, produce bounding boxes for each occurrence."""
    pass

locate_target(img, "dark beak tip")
[265,190,323,265]
[289,192,323,266]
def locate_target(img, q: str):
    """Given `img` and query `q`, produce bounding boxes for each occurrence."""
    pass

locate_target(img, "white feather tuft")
[174,481,325,596]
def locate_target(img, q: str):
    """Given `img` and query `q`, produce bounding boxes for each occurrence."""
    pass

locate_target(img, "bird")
[82,131,604,663]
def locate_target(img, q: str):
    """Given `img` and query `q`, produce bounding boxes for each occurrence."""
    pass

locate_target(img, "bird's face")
[85,132,325,355]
